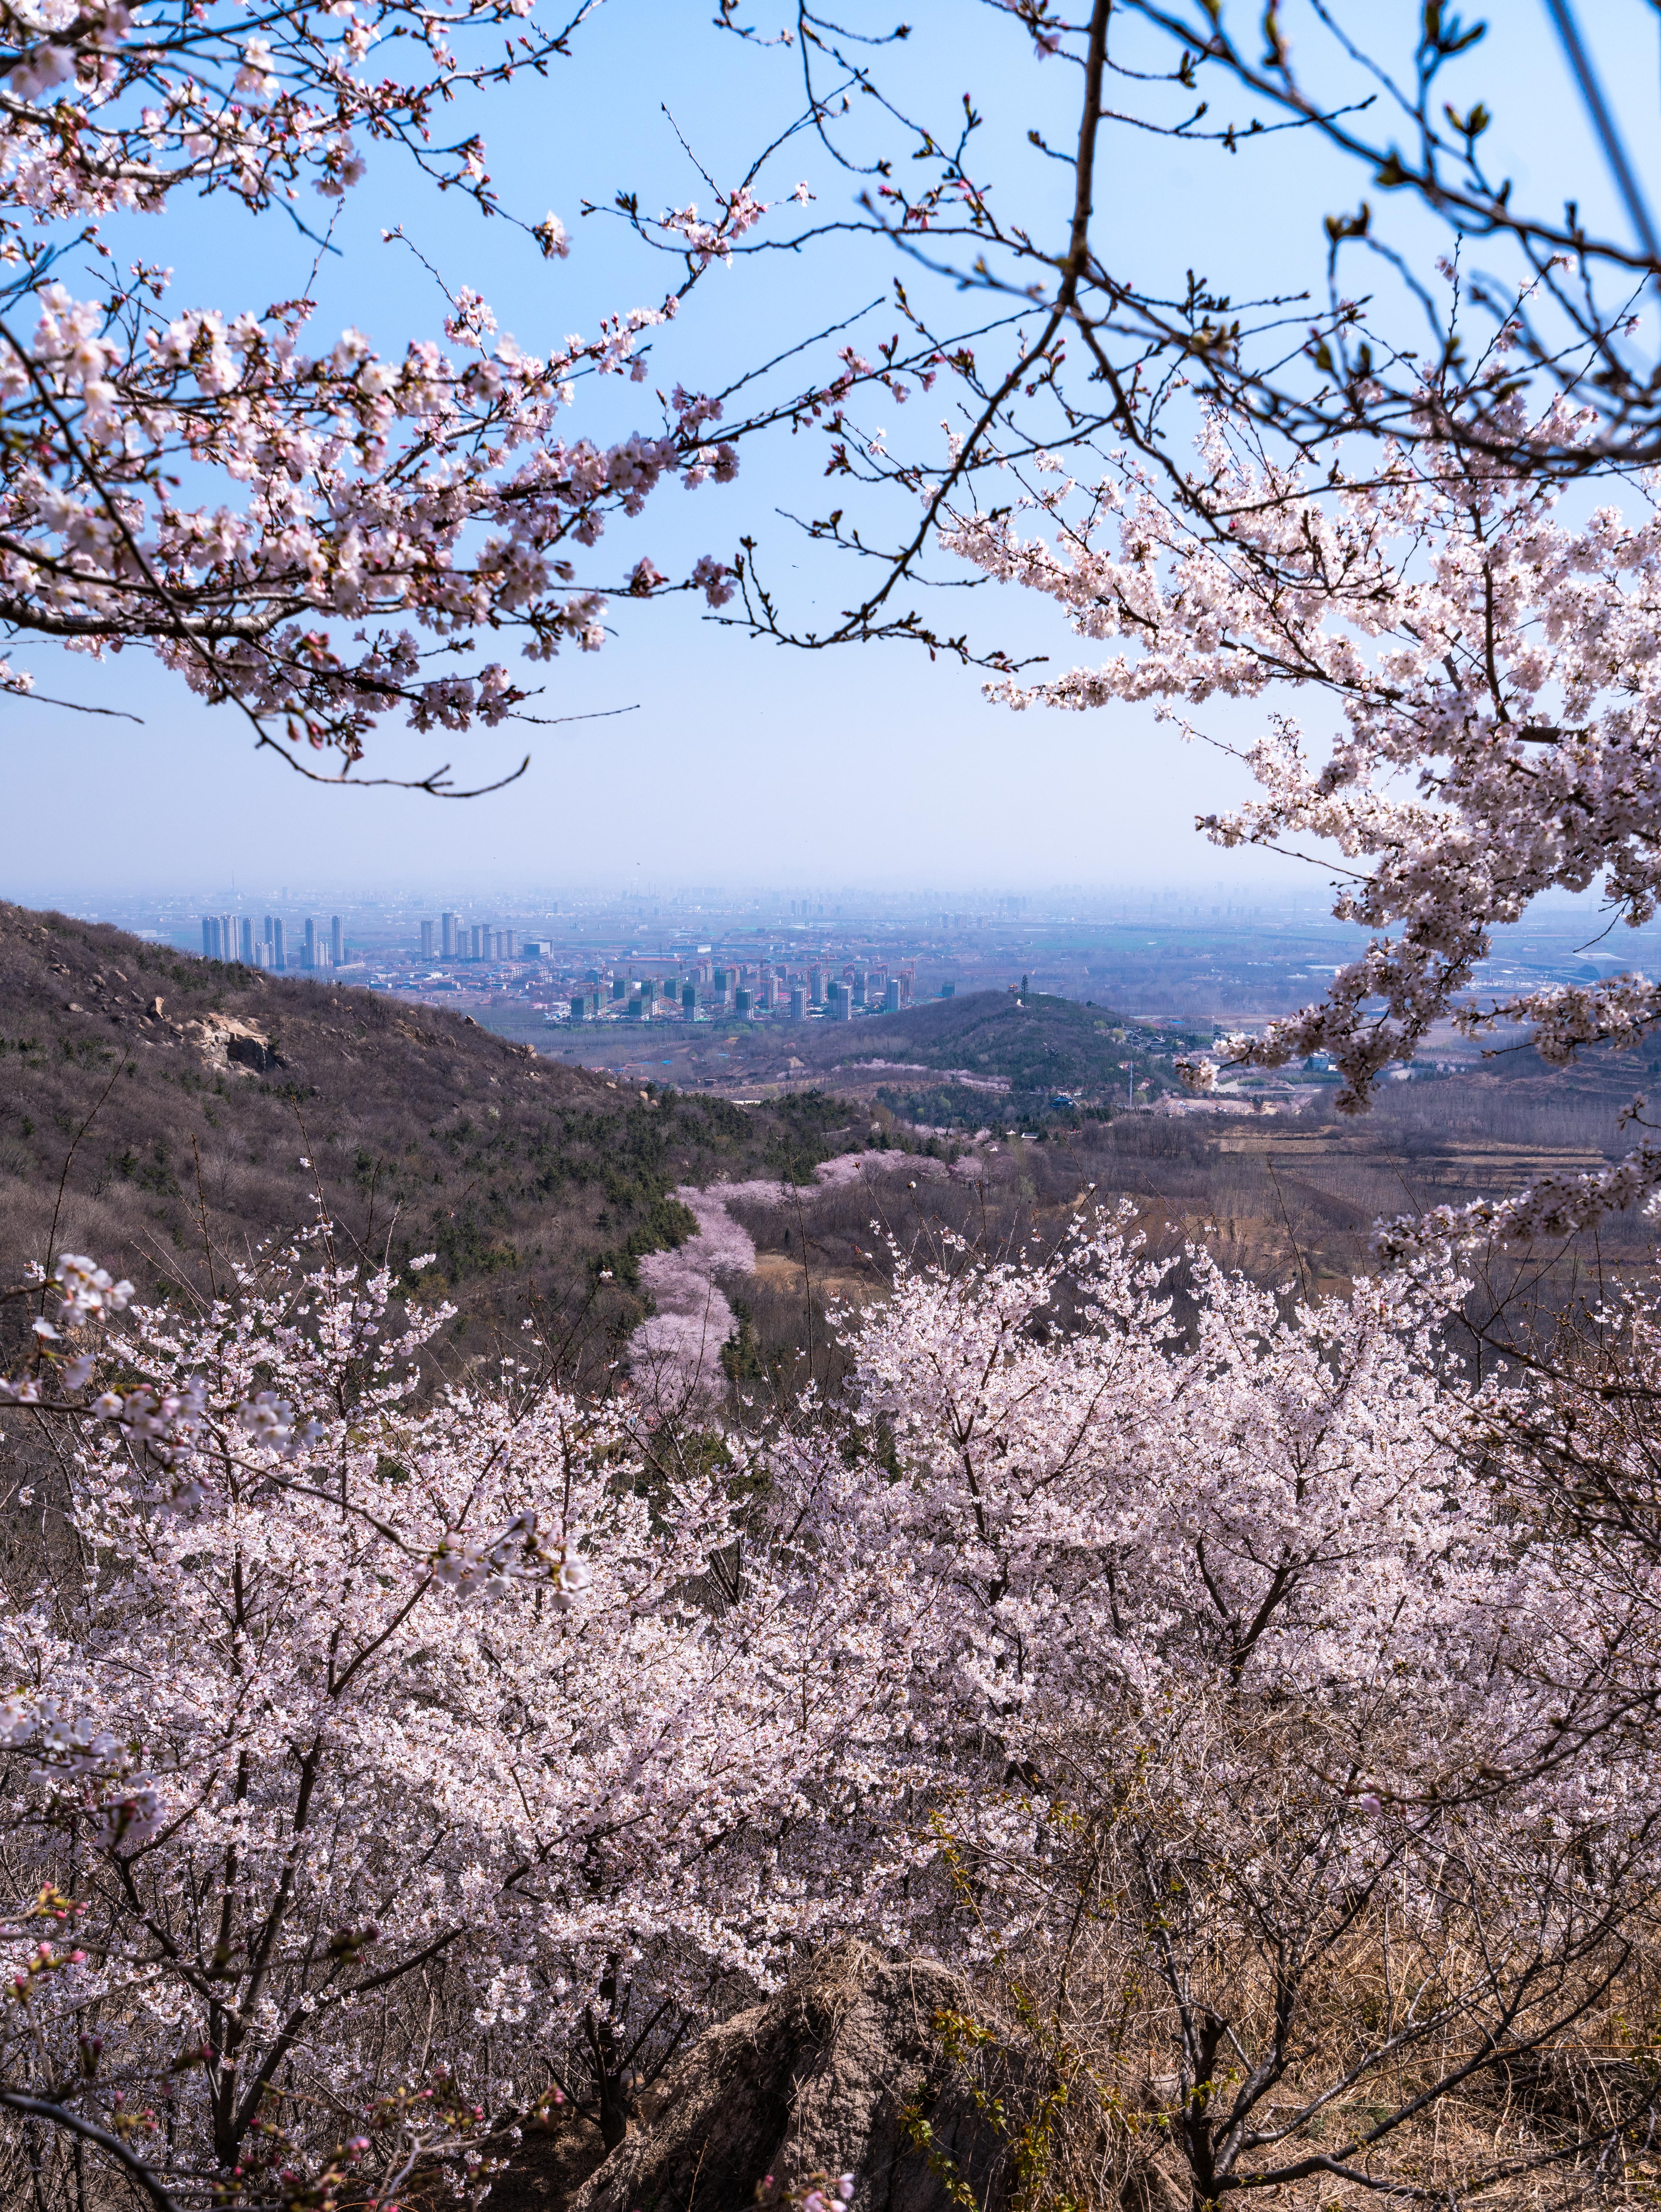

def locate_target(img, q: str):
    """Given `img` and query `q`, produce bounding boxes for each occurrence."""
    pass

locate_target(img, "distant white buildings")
[196,909,922,1028]
[200,912,352,971]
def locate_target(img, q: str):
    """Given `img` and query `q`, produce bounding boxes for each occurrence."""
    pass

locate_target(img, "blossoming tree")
[750,1213,1661,2204]
[0,0,842,786]
[932,398,1661,1244]
[0,1236,898,2206]
[8,1205,1661,2209]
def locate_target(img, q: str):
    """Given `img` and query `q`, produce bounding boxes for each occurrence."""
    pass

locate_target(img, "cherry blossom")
[7,1202,1660,2204]
[0,0,764,780]
[0,1231,915,2199]
[942,398,1661,1237]
[747,1209,1661,2198]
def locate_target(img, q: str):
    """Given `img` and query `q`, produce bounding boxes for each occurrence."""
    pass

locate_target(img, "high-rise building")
[201,917,217,958]
[884,978,902,1014]
[682,982,697,1018]
[571,993,587,1021]
[852,970,867,1008]
[331,916,344,967]
[271,918,286,970]
[420,919,437,960]
[468,924,485,960]
[611,975,627,1001]
[239,917,255,965]
[789,986,806,1021]
[734,987,752,1017]
[441,912,459,958]
[808,967,823,1005]
[827,980,851,1020]
[303,917,318,970]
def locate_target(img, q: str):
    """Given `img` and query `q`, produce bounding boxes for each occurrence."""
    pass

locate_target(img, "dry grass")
[924,1761,1661,2212]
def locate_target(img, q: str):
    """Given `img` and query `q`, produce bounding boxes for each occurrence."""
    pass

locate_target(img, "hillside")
[713,1046,1661,1404]
[0,905,871,1377]
[536,989,1216,1126]
[816,989,1207,1120]
[9,910,1656,1405]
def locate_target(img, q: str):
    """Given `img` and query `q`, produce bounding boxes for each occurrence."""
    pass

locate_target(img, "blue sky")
[8,0,1659,902]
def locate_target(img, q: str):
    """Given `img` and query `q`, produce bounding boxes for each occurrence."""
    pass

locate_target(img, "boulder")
[183,1013,282,1075]
[518,1943,1008,2212]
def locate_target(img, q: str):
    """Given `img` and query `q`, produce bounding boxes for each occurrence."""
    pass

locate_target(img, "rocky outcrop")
[501,1944,1010,2212]
[183,1012,283,1074]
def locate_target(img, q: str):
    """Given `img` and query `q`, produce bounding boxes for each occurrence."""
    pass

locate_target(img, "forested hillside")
[547,987,1213,1126]
[0,905,867,1373]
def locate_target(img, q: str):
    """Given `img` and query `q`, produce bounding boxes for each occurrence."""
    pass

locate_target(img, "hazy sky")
[7,2,1658,902]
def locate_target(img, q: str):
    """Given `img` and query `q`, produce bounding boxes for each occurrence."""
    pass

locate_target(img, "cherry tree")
[8,1201,1661,2210]
[674,1,1661,682]
[930,398,1661,1244]
[0,1232,897,2207]
[751,1211,1661,2203]
[0,0,838,786]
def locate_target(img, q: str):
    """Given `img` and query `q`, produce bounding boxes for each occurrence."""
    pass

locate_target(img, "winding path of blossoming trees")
[626,1152,947,1406]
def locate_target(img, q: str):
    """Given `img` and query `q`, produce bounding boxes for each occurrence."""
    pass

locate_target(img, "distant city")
[43,885,1661,1047]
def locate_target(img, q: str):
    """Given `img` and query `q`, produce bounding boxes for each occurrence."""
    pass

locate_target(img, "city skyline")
[56,880,1645,1063]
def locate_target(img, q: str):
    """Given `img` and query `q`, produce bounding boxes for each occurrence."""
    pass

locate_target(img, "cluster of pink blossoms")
[0,0,768,766]
[941,397,1661,1240]
[0,1206,1657,2199]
